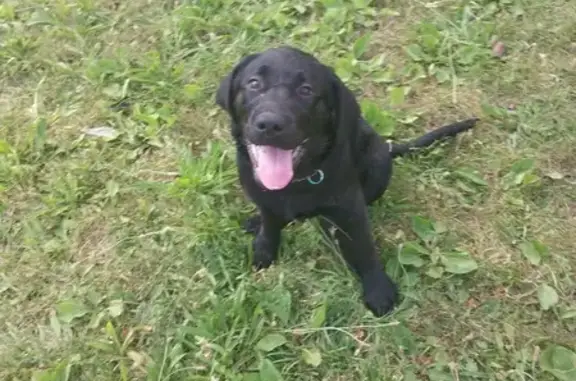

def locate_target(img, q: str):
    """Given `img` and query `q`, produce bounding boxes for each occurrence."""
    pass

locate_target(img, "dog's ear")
[215,53,260,116]
[328,68,362,148]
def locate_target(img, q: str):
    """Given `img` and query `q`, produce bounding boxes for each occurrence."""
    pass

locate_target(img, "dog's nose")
[254,112,285,133]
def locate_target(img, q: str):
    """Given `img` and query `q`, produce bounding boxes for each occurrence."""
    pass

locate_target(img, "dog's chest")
[242,176,338,221]
[289,193,334,221]
[254,188,331,221]
[237,155,344,221]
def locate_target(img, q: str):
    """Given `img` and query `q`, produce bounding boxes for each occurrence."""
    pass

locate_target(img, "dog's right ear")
[215,53,260,117]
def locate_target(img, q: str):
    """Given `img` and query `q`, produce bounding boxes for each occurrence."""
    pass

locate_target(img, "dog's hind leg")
[360,139,394,206]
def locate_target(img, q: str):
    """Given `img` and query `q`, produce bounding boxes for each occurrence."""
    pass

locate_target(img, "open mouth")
[247,142,306,190]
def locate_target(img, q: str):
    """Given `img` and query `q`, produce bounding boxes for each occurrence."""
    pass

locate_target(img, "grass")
[1,0,575,380]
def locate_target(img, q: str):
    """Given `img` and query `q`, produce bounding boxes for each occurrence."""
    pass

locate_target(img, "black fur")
[216,46,479,317]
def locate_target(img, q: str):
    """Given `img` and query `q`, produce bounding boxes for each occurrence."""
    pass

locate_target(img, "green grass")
[1,0,575,380]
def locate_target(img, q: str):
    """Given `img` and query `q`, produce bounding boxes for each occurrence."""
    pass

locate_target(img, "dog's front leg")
[252,208,286,270]
[320,191,399,317]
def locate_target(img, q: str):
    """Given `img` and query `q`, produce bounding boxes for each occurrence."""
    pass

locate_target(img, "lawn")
[1,0,575,380]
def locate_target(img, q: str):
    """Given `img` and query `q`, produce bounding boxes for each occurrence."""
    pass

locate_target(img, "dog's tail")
[389,118,479,158]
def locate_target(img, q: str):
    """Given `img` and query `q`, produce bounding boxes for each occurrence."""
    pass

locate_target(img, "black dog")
[216,46,478,317]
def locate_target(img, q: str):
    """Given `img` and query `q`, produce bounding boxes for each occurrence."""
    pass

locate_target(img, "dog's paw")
[362,272,399,317]
[252,251,275,270]
[243,214,262,235]
[251,234,277,270]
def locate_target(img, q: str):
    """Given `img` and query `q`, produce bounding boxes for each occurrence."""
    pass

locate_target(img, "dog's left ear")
[216,53,260,116]
[328,68,362,149]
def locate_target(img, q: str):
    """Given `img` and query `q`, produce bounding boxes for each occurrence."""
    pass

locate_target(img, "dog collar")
[293,169,325,185]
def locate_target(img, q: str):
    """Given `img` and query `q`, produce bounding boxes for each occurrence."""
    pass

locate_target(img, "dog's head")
[216,46,360,190]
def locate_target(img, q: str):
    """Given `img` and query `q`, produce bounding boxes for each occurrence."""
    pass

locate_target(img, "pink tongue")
[252,145,294,190]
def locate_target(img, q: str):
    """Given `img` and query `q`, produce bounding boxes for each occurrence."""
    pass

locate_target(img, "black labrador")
[216,46,478,317]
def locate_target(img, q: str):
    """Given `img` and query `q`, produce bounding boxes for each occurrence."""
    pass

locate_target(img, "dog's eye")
[247,78,262,91]
[298,85,313,97]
